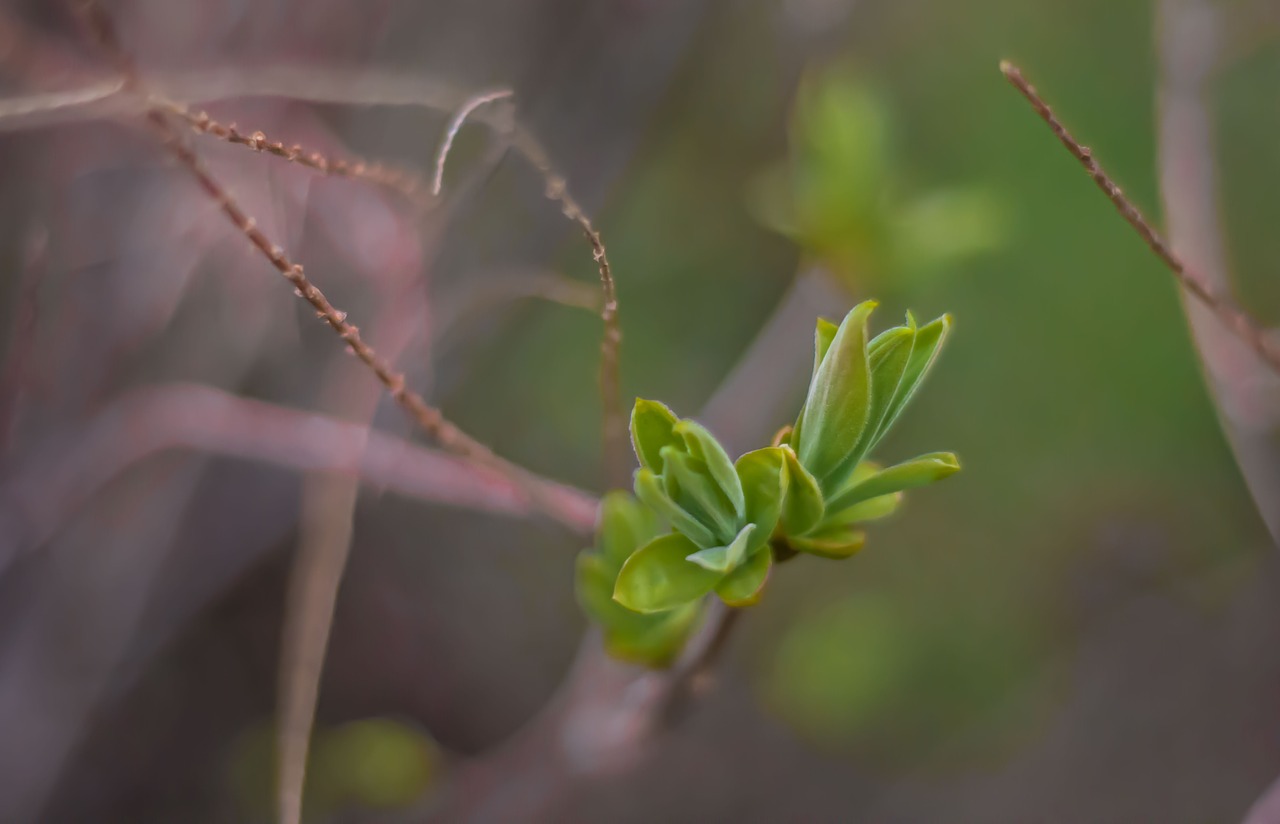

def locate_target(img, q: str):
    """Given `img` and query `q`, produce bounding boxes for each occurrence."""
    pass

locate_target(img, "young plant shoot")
[577,301,960,665]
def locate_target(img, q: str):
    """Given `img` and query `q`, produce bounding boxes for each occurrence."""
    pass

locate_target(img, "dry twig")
[154,95,429,205]
[1000,60,1280,377]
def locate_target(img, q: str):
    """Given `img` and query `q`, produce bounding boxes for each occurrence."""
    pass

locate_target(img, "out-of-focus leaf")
[597,490,659,565]
[891,187,1009,278]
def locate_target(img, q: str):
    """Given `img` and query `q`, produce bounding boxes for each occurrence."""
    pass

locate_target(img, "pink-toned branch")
[0,382,597,567]
[1155,0,1280,546]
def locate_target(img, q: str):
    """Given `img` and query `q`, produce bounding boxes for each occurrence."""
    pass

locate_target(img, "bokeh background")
[0,0,1278,821]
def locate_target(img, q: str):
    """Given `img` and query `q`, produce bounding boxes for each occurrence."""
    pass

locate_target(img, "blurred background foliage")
[3,0,1279,821]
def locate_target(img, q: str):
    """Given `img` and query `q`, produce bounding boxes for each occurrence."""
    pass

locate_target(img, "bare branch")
[0,383,597,566]
[1000,60,1280,377]
[432,89,514,197]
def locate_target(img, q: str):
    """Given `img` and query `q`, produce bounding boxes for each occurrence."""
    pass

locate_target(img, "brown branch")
[1000,60,1280,377]
[0,383,597,567]
[153,95,429,205]
[69,0,575,524]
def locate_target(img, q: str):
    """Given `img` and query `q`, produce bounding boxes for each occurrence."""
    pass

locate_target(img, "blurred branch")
[1000,60,1280,378]
[0,225,47,456]
[1245,775,1280,824]
[0,383,597,567]
[1156,0,1280,546]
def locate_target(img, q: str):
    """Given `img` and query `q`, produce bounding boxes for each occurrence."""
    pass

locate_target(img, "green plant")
[583,301,959,660]
[750,62,1006,289]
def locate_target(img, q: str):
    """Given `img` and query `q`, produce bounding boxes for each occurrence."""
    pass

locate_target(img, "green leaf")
[789,525,867,559]
[826,452,960,513]
[735,446,787,555]
[686,524,756,574]
[716,547,773,607]
[824,491,901,527]
[871,314,950,445]
[780,446,824,536]
[661,447,738,544]
[795,301,877,484]
[597,491,658,566]
[674,420,745,518]
[614,533,722,613]
[630,399,681,472]
[634,468,718,549]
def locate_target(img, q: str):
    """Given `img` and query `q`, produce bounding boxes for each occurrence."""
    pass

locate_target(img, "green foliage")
[579,302,959,665]
[749,61,1006,289]
[575,492,703,666]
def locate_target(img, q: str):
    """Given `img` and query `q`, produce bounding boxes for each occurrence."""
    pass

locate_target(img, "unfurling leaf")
[795,301,876,484]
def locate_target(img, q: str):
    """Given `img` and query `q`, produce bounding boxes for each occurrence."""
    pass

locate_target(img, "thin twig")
[153,94,429,205]
[432,88,514,197]
[70,0,567,521]
[511,129,626,486]
[1000,60,1280,376]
